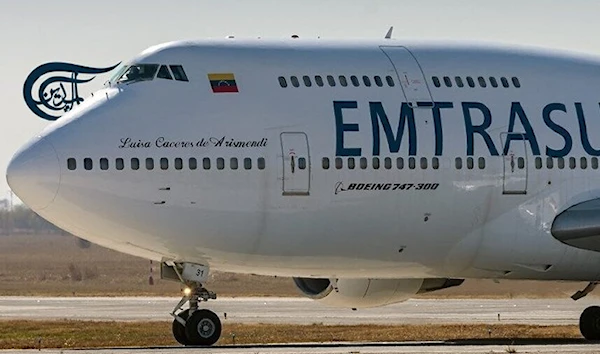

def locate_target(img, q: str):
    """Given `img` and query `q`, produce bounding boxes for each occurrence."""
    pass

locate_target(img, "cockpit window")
[170,65,189,82]
[117,64,159,84]
[157,65,173,80]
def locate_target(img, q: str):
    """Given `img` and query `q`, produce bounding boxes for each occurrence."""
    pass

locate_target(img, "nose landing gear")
[571,282,600,340]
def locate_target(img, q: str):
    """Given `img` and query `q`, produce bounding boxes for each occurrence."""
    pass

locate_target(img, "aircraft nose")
[6,137,60,210]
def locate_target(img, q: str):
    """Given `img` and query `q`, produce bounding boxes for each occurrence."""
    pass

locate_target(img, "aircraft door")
[500,133,528,195]
[280,132,310,196]
[380,46,433,107]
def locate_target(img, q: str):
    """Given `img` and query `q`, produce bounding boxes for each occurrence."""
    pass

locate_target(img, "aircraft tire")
[580,306,600,340]
[172,309,190,345]
[184,309,222,346]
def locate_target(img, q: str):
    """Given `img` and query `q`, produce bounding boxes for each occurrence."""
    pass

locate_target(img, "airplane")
[8,34,600,346]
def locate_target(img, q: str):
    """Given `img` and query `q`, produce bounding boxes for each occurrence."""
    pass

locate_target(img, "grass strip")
[0,321,582,349]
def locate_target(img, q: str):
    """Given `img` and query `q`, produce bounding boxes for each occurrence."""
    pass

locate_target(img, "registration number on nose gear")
[182,263,210,283]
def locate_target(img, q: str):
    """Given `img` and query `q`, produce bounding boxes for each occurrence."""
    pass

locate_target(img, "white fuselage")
[9,39,600,282]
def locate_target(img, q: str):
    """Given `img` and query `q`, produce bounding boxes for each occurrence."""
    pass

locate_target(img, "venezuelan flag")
[208,73,239,93]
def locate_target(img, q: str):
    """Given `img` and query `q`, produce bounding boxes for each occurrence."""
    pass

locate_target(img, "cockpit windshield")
[117,64,159,84]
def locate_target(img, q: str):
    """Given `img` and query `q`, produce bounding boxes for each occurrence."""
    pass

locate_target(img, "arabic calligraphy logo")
[23,62,120,121]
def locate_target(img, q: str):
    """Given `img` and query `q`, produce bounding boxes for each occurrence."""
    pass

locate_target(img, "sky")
[2,0,600,201]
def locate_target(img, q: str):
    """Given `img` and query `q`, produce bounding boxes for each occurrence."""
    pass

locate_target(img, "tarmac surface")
[0,296,598,325]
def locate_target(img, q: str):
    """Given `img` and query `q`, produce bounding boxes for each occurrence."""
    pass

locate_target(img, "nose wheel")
[580,306,600,340]
[171,284,220,346]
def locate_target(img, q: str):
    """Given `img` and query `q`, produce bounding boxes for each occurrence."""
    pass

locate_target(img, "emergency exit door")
[280,132,310,196]
[501,132,528,195]
[380,46,433,107]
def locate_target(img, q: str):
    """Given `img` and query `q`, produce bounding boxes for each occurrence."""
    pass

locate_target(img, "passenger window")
[350,75,360,87]
[432,76,441,88]
[257,157,266,170]
[174,158,182,170]
[362,76,371,87]
[131,158,140,170]
[298,157,306,170]
[385,76,395,87]
[581,157,588,169]
[217,158,225,170]
[466,157,474,169]
[335,157,343,169]
[116,158,124,170]
[420,157,428,169]
[478,77,487,87]
[157,65,173,80]
[189,158,197,170]
[489,77,498,88]
[315,75,324,87]
[278,77,287,88]
[303,75,312,87]
[160,158,168,170]
[327,75,336,87]
[455,77,464,88]
[203,158,211,170]
[348,157,355,169]
[322,157,330,169]
[432,157,439,170]
[408,157,416,169]
[100,158,108,170]
[67,158,76,171]
[512,77,521,88]
[146,158,154,170]
[466,77,475,88]
[372,157,380,169]
[535,157,542,169]
[455,157,462,169]
[443,76,452,87]
[230,157,238,170]
[290,76,300,87]
[84,158,92,170]
[384,157,392,169]
[478,157,485,169]
[557,157,564,169]
[593,157,599,169]
[569,157,576,169]
[169,65,189,82]
[374,76,383,87]
[501,77,509,88]
[244,158,252,170]
[517,157,525,169]
[396,157,404,169]
[546,157,554,169]
[360,157,367,169]
[339,75,348,87]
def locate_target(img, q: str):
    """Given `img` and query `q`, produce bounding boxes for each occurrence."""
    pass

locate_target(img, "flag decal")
[208,73,238,93]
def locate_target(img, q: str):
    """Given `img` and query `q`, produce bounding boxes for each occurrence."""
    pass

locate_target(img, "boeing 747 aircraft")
[8,36,600,345]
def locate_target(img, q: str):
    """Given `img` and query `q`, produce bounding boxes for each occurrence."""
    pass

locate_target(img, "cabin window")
[217,158,225,170]
[84,158,93,170]
[593,157,599,169]
[322,157,330,169]
[298,157,307,170]
[174,158,183,170]
[501,77,509,88]
[157,65,173,80]
[360,157,367,169]
[131,158,140,170]
[327,75,336,87]
[466,157,474,169]
[290,76,300,87]
[257,157,266,170]
[160,158,168,170]
[335,157,343,169]
[569,157,576,169]
[170,65,189,82]
[244,158,252,170]
[372,157,380,169]
[535,157,542,169]
[117,64,159,84]
[350,75,360,87]
[455,77,464,88]
[67,158,76,170]
[362,76,372,87]
[557,157,565,169]
[100,158,109,170]
[230,157,238,170]
[374,76,383,87]
[347,157,355,169]
[384,157,392,169]
[339,75,348,87]
[581,157,588,169]
[546,157,554,169]
[466,77,475,88]
[489,77,498,88]
[303,75,312,87]
[455,157,462,169]
[478,157,486,169]
[512,77,521,88]
[203,158,211,170]
[478,77,487,87]
[145,158,154,170]
[396,157,404,169]
[314,75,324,87]
[278,76,287,88]
[408,157,416,169]
[420,157,428,169]
[432,76,441,87]
[517,157,525,169]
[189,158,197,170]
[385,76,395,87]
[443,76,452,87]
[116,158,124,170]
[432,157,439,170]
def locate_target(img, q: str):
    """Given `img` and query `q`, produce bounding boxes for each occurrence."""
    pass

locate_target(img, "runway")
[0,296,597,325]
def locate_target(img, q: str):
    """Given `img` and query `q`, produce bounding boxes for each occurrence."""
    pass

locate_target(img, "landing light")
[183,287,192,296]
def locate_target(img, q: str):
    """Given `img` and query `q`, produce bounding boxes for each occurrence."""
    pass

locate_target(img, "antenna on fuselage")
[385,26,393,39]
